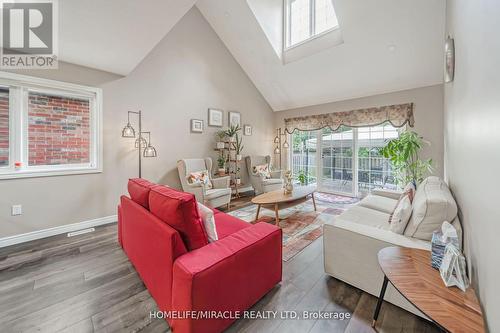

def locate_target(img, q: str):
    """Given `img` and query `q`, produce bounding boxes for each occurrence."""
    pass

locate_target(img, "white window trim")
[283,0,340,50]
[0,71,103,180]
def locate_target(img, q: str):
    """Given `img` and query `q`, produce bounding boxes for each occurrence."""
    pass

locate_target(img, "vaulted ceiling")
[58,0,446,111]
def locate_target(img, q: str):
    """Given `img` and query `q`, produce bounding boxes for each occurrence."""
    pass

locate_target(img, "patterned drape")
[284,103,414,134]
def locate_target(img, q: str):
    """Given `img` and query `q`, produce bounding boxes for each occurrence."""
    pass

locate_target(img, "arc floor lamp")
[121,110,157,178]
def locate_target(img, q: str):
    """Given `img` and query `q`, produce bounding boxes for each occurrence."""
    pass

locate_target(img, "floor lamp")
[273,128,289,170]
[121,110,157,178]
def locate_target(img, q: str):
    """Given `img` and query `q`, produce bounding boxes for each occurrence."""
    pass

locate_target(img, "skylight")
[285,0,339,48]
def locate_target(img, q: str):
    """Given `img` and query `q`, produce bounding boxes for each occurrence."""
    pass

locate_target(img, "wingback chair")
[245,155,283,195]
[177,158,231,208]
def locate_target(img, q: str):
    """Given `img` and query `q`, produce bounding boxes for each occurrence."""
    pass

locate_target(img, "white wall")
[0,7,274,239]
[274,85,444,178]
[444,1,500,331]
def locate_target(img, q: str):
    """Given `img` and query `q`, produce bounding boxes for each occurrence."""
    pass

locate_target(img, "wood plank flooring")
[0,220,439,333]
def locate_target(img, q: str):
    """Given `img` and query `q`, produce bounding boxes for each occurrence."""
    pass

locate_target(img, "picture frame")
[191,119,204,133]
[208,108,223,127]
[228,111,241,127]
[243,124,252,136]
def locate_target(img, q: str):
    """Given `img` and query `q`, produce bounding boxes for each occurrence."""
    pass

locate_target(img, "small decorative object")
[208,108,223,127]
[225,124,241,142]
[235,178,241,185]
[283,170,293,194]
[440,243,469,292]
[233,133,244,160]
[444,36,455,83]
[431,221,460,269]
[243,124,252,136]
[228,111,241,127]
[191,119,204,133]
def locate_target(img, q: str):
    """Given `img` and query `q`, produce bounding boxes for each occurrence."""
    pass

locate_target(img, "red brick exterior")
[28,93,90,166]
[0,89,8,167]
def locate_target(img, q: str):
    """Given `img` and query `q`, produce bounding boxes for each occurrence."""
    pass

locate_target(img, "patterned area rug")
[228,193,359,261]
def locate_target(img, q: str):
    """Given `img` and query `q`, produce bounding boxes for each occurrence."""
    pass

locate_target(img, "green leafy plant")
[380,131,433,187]
[215,130,226,141]
[225,124,241,139]
[233,133,244,155]
[217,152,225,169]
[297,170,308,185]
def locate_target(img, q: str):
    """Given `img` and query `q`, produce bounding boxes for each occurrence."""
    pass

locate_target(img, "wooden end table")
[373,246,485,333]
[251,185,317,225]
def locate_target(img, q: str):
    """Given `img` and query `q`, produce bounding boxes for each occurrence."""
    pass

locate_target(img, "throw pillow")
[403,181,416,203]
[197,203,218,242]
[389,194,413,234]
[186,170,213,189]
[253,164,270,179]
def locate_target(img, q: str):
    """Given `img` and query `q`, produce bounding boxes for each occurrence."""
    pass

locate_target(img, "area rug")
[228,193,359,261]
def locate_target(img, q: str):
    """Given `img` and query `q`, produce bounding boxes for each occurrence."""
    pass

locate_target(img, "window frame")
[0,72,103,180]
[284,0,339,50]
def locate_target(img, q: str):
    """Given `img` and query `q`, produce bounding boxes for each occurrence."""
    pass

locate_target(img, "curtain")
[284,103,414,134]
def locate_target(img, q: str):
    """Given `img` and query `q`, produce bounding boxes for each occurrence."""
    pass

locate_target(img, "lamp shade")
[282,140,289,148]
[135,136,147,148]
[274,146,280,154]
[143,145,157,157]
[122,123,135,137]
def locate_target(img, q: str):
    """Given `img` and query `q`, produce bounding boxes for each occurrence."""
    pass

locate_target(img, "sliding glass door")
[290,122,399,197]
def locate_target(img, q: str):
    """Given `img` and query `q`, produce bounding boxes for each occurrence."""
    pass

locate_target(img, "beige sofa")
[323,177,462,317]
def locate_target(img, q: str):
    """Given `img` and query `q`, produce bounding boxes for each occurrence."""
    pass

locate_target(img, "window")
[0,73,102,179]
[285,0,339,48]
[290,123,400,196]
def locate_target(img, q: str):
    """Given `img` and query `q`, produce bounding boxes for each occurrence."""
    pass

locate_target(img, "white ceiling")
[59,0,196,75]
[196,0,446,111]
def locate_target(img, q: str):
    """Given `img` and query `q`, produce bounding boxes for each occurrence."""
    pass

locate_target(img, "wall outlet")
[11,205,22,216]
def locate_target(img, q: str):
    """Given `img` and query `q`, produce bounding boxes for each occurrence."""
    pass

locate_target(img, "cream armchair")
[245,155,283,195]
[177,158,231,208]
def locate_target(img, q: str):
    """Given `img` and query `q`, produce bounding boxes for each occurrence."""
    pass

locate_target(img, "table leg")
[372,275,389,327]
[274,203,280,226]
[255,204,261,222]
[311,192,317,211]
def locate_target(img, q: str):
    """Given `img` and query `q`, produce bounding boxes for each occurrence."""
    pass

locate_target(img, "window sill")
[0,167,103,180]
[283,27,343,64]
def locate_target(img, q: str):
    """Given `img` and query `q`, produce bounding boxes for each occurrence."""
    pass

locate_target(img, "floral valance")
[284,103,414,134]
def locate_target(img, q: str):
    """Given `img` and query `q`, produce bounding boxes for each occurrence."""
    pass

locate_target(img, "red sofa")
[118,179,282,333]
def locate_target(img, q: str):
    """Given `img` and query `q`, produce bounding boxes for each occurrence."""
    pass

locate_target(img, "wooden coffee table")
[373,246,485,332]
[251,185,317,225]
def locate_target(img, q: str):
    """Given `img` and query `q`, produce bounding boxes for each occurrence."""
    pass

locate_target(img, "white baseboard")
[0,215,118,248]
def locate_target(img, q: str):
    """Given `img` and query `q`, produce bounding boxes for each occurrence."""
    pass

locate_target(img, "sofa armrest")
[371,188,403,200]
[212,176,230,189]
[172,222,282,333]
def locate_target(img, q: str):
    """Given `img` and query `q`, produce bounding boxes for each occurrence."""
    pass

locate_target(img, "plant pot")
[229,136,236,142]
[216,142,225,149]
[218,169,225,176]
[236,154,242,161]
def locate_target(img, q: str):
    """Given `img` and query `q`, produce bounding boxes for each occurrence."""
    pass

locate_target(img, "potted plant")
[215,130,226,149]
[217,152,226,176]
[233,133,244,161]
[380,131,433,187]
[297,170,308,186]
[225,124,241,143]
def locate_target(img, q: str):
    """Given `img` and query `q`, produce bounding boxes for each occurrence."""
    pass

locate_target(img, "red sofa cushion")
[128,178,156,209]
[213,211,250,240]
[149,185,208,251]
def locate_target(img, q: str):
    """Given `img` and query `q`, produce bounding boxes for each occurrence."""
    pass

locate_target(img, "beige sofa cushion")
[336,205,391,230]
[358,194,399,214]
[404,177,458,240]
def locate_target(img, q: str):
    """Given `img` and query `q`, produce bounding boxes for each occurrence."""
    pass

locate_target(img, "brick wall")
[0,90,8,167]
[28,93,90,166]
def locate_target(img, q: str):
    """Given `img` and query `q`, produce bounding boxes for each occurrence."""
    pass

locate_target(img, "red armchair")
[118,179,282,333]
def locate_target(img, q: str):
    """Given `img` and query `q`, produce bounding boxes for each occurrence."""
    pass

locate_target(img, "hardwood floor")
[0,221,439,333]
